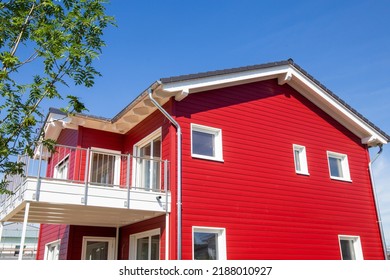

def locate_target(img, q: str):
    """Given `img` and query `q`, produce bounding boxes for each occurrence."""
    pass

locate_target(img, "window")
[90,149,120,186]
[293,145,309,175]
[129,229,160,260]
[54,156,69,179]
[44,240,60,260]
[338,235,363,260]
[191,124,223,161]
[81,237,115,260]
[327,151,351,181]
[133,128,162,191]
[193,227,226,260]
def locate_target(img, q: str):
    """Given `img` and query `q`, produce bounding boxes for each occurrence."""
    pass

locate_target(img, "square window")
[191,124,223,161]
[193,227,226,260]
[293,145,309,175]
[338,235,363,260]
[327,152,351,181]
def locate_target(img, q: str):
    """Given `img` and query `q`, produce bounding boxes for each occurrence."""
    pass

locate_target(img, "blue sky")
[47,1,390,247]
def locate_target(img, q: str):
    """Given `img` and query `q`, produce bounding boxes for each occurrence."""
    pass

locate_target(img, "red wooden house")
[1,60,389,260]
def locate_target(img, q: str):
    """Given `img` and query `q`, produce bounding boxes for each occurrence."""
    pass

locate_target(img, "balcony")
[0,144,171,227]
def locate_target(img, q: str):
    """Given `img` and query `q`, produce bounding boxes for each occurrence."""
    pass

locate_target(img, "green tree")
[0,0,115,193]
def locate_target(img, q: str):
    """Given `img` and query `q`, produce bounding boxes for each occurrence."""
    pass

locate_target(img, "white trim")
[293,144,309,175]
[89,147,121,186]
[191,123,223,162]
[81,236,116,260]
[44,239,61,260]
[192,226,227,260]
[338,235,364,260]
[129,228,161,260]
[327,151,352,182]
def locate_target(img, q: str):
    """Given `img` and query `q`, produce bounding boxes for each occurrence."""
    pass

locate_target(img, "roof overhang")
[155,62,388,147]
[43,61,389,147]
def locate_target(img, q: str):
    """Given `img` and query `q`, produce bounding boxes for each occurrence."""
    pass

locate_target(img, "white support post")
[18,202,30,260]
[115,227,119,260]
[0,222,3,242]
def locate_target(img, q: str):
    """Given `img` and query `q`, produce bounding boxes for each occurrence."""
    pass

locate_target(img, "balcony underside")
[1,178,170,227]
[2,201,166,227]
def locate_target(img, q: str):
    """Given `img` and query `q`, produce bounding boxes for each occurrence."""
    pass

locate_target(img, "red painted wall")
[36,224,70,260]
[174,79,384,260]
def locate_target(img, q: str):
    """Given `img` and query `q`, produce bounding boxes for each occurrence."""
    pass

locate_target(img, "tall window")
[327,152,351,181]
[293,144,309,175]
[44,240,60,260]
[191,124,223,162]
[338,235,363,260]
[193,227,226,260]
[134,129,162,191]
[90,149,120,186]
[54,156,69,180]
[129,229,160,260]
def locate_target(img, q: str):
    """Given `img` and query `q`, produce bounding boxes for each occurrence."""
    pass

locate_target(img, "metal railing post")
[35,144,43,201]
[83,148,90,205]
[126,154,131,209]
[164,160,168,213]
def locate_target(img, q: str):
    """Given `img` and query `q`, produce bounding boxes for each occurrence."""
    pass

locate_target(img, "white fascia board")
[289,68,388,146]
[161,65,291,94]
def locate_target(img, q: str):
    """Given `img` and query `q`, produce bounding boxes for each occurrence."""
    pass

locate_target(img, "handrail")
[0,143,170,209]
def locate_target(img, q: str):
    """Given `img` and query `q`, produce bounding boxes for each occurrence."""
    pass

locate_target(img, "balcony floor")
[1,177,170,227]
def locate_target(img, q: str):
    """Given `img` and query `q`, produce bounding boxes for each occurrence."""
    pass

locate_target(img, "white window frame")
[132,128,162,191]
[54,155,69,180]
[81,236,116,260]
[192,226,227,260]
[129,228,160,260]
[44,239,61,260]
[338,235,363,260]
[191,123,223,162]
[327,151,351,182]
[89,147,121,186]
[293,144,309,175]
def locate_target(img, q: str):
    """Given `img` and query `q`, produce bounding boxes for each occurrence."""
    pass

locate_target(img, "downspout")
[148,86,182,260]
[368,144,388,260]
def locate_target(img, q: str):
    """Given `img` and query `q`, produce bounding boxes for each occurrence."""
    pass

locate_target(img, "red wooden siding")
[119,215,166,260]
[175,79,384,260]
[36,224,70,260]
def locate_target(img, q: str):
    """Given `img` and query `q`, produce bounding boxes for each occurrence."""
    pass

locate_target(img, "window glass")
[340,239,356,260]
[329,156,343,178]
[90,152,116,185]
[194,232,218,260]
[192,130,215,157]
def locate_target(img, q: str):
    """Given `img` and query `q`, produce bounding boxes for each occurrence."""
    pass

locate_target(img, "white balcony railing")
[0,144,170,224]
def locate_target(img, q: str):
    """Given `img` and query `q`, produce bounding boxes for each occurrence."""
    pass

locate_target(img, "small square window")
[327,152,351,181]
[191,124,223,161]
[293,144,309,175]
[193,227,226,260]
[338,235,363,260]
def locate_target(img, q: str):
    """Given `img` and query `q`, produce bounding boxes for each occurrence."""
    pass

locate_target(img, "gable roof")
[44,59,389,147]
